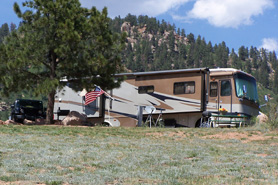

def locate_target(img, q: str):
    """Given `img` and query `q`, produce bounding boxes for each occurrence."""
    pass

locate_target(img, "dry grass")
[0,125,277,184]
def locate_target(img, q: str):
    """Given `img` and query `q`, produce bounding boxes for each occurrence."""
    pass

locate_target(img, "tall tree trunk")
[46,90,56,124]
[46,50,57,124]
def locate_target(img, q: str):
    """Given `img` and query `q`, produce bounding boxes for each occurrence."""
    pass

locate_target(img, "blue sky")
[1,0,278,53]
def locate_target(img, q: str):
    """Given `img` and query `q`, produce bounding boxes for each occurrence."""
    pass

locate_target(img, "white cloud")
[80,0,274,28]
[80,0,190,18]
[260,38,278,52]
[186,0,274,28]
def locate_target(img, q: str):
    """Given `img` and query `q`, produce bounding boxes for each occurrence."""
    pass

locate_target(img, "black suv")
[11,99,45,122]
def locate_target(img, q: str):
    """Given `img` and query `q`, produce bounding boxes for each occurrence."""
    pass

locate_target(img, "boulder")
[35,118,45,125]
[4,120,14,125]
[257,112,268,123]
[61,111,87,126]
[23,119,35,125]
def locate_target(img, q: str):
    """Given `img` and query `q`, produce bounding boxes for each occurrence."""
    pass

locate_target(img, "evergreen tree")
[258,49,270,88]
[10,23,16,32]
[168,31,175,52]
[0,23,10,43]
[250,46,255,59]
[187,33,195,44]
[124,13,137,26]
[159,19,167,34]
[110,15,123,33]
[181,29,186,37]
[273,59,278,93]
[231,49,240,69]
[238,46,249,61]
[193,35,202,67]
[177,28,180,36]
[0,0,126,124]
[205,41,214,67]
[146,17,158,34]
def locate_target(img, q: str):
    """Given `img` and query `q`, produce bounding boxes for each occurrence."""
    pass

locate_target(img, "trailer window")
[138,86,154,94]
[221,80,231,96]
[210,82,218,97]
[174,82,195,94]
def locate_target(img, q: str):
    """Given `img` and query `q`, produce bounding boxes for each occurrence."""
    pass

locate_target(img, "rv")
[54,68,260,127]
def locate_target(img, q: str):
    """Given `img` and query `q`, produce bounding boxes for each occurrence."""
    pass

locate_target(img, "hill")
[110,15,277,93]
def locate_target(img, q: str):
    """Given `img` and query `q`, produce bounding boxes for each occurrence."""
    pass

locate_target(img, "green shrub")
[265,102,278,129]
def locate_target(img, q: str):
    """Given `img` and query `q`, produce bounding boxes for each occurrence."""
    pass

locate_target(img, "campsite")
[0,0,278,184]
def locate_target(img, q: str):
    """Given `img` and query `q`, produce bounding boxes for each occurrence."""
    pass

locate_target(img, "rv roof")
[117,67,255,79]
[117,68,208,77]
[209,68,238,72]
[209,68,254,78]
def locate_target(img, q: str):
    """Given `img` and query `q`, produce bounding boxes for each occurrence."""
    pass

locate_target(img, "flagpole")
[107,95,110,124]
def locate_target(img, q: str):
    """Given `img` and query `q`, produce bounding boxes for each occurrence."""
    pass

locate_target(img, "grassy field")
[0,125,277,185]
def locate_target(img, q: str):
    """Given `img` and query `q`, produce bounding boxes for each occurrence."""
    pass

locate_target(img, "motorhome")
[54,68,260,127]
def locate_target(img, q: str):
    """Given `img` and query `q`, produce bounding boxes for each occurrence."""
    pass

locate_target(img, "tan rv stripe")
[55,100,83,106]
[180,102,201,108]
[112,96,133,103]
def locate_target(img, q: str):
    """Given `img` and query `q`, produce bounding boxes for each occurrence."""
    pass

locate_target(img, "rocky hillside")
[121,21,188,51]
[110,15,277,94]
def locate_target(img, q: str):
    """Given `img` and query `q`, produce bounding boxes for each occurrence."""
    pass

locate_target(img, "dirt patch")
[257,153,270,157]
[0,181,45,185]
[146,131,188,139]
[203,131,275,143]
[146,131,278,143]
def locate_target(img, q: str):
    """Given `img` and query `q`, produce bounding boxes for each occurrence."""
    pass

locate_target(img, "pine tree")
[124,13,137,26]
[10,23,17,32]
[0,0,126,124]
[259,49,270,88]
[205,41,214,67]
[187,33,195,44]
[181,29,186,37]
[0,23,10,43]
[177,28,180,36]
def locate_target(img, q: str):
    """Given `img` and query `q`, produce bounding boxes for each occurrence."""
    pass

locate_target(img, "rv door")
[209,79,232,112]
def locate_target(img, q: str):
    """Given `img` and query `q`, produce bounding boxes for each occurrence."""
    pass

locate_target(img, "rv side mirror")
[11,104,14,109]
[243,85,247,94]
[264,95,269,102]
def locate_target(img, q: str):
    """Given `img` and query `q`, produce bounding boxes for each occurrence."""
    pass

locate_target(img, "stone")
[35,118,45,125]
[23,119,35,125]
[257,112,268,123]
[4,120,14,125]
[61,111,87,126]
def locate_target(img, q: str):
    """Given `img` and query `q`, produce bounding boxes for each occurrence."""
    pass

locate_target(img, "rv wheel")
[102,122,110,127]
[195,119,201,128]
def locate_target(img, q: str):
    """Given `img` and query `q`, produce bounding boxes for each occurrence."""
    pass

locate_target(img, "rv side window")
[221,80,231,96]
[138,86,154,94]
[174,82,195,94]
[210,82,218,97]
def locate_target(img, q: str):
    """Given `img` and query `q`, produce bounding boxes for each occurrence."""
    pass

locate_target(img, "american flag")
[85,86,105,105]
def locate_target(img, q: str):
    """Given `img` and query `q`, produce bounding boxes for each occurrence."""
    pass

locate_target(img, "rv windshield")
[234,73,258,102]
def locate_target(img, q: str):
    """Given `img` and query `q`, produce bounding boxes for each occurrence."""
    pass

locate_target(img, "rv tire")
[102,122,111,127]
[195,119,201,128]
